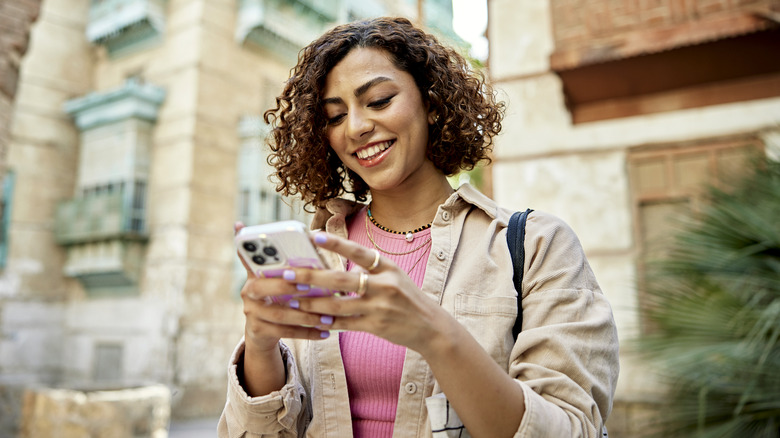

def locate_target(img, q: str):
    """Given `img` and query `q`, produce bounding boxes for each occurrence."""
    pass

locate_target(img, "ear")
[427,110,439,125]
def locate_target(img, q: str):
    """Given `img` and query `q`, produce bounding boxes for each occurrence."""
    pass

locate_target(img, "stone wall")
[549,0,778,52]
[0,1,91,435]
[488,0,780,436]
[19,385,170,438]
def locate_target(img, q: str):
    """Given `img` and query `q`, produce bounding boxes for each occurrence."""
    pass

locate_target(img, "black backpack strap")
[508,208,533,340]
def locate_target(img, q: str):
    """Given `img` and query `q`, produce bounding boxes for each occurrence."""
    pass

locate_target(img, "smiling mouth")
[356,140,394,160]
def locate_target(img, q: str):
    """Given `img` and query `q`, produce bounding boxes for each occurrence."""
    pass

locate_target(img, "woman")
[219,17,619,438]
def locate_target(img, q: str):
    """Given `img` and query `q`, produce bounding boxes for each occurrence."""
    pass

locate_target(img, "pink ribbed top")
[341,207,432,438]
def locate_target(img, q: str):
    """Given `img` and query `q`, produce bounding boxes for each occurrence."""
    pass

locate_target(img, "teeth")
[357,140,392,159]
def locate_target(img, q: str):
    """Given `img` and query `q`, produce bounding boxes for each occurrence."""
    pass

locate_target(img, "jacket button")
[435,250,446,261]
[404,382,417,394]
[441,211,450,221]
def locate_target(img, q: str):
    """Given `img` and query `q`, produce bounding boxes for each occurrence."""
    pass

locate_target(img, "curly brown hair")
[264,16,504,209]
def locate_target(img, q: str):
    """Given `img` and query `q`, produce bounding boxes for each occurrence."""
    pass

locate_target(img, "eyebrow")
[322,76,393,105]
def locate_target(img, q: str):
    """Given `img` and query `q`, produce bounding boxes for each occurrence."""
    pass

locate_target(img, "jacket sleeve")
[510,212,619,438]
[218,339,309,438]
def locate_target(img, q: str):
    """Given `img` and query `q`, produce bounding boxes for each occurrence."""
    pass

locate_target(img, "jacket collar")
[445,182,499,220]
[310,182,499,232]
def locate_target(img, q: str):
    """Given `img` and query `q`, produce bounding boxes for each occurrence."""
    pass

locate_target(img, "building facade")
[488,0,780,436]
[0,0,459,432]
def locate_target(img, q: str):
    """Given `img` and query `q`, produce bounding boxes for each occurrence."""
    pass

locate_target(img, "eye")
[327,114,346,125]
[368,95,394,108]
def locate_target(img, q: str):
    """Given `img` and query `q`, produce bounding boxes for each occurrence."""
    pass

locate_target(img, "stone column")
[0,0,42,181]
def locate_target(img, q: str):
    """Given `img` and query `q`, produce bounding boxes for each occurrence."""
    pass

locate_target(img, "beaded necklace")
[367,206,432,242]
[365,212,432,256]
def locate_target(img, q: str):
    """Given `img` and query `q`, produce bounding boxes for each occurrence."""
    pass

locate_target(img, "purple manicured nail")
[288,299,299,309]
[320,331,330,339]
[283,270,296,281]
[314,233,327,244]
[296,284,310,291]
[320,315,334,325]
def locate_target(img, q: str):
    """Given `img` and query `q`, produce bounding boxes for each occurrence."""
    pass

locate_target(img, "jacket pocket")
[454,294,517,366]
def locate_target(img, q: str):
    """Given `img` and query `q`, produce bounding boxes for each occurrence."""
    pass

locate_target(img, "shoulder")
[497,208,580,243]
[499,208,589,275]
[525,210,580,242]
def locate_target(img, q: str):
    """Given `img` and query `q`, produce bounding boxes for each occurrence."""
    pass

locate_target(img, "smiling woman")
[322,48,435,194]
[263,17,502,212]
[219,17,619,438]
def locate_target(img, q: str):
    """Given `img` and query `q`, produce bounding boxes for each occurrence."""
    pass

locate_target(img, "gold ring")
[367,249,380,271]
[356,272,368,296]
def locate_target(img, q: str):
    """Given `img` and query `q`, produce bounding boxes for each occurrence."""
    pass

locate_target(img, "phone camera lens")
[251,255,266,265]
[263,247,278,256]
[243,242,257,252]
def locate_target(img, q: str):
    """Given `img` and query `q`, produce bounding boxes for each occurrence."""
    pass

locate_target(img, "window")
[629,138,763,330]
[93,343,124,384]
[129,180,146,233]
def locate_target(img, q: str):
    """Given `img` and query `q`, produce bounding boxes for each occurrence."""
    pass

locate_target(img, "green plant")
[638,157,780,437]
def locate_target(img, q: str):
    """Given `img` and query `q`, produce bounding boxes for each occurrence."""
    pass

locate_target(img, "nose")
[346,109,374,140]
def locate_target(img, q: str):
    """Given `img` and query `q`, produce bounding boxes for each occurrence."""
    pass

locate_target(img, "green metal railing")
[55,181,148,245]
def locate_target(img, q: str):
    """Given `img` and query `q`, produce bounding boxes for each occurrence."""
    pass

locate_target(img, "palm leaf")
[635,157,780,437]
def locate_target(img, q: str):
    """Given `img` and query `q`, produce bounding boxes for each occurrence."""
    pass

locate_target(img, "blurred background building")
[0,0,461,434]
[488,0,779,436]
[1,0,779,436]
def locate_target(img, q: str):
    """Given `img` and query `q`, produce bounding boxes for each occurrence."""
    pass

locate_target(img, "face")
[322,47,438,194]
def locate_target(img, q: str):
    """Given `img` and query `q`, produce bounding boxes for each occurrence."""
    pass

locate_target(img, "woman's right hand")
[236,223,334,354]
[235,222,334,397]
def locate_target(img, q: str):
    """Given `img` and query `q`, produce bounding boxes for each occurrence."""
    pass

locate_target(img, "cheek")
[326,138,354,170]
[411,119,430,148]
[325,130,344,154]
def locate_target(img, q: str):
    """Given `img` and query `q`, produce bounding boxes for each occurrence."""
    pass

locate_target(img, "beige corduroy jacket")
[218,183,619,438]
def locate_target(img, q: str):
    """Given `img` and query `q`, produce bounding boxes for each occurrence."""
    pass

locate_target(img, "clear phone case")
[235,220,333,302]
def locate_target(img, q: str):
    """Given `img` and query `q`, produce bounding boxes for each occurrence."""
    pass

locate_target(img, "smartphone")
[235,220,334,301]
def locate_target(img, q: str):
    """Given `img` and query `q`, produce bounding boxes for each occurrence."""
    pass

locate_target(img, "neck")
[368,175,454,232]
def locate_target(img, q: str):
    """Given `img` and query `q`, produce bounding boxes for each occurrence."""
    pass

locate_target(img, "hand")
[235,223,333,354]
[287,232,451,353]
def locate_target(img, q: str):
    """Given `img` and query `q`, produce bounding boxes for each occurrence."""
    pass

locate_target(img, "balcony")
[55,184,148,295]
[55,183,148,246]
[289,0,336,22]
[86,0,167,56]
[236,0,334,61]
[548,0,780,123]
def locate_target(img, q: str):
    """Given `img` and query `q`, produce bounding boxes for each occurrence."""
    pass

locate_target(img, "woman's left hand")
[286,231,450,353]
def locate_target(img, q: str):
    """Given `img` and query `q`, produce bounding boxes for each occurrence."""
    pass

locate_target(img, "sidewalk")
[169,417,220,438]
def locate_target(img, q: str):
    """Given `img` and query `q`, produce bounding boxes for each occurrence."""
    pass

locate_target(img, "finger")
[327,315,370,332]
[285,268,370,299]
[246,317,333,341]
[295,294,367,318]
[365,248,381,272]
[242,277,320,302]
[244,298,337,330]
[294,297,390,335]
[313,232,387,272]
